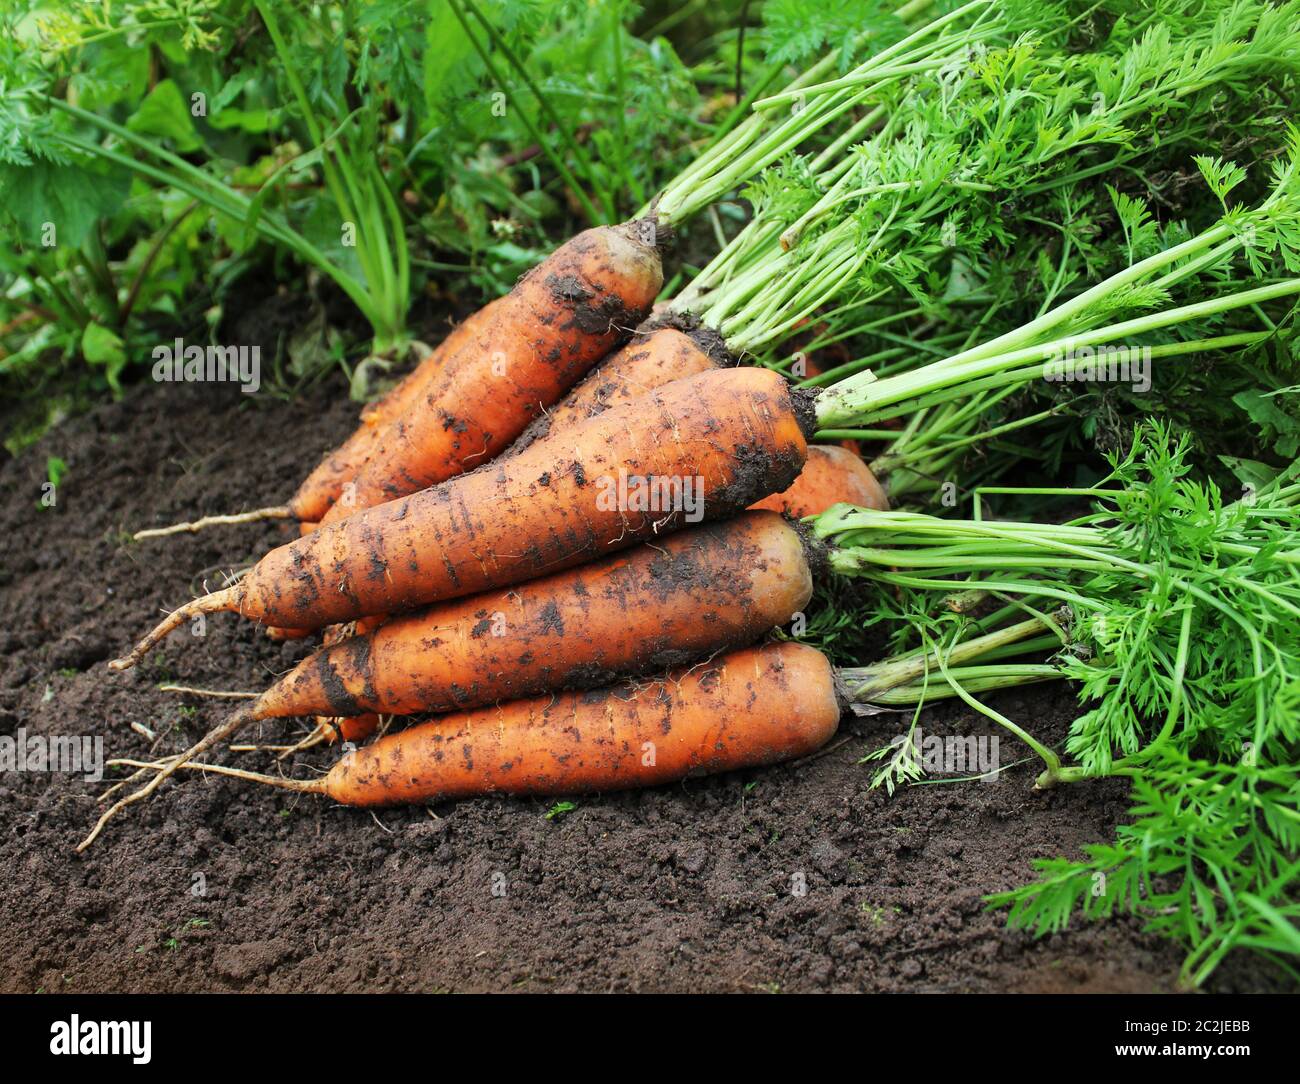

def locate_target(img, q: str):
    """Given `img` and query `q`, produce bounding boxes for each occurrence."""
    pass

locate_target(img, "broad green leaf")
[1218,456,1280,493]
[0,158,129,248]
[127,79,202,153]
[208,106,277,133]
[1233,388,1300,458]
[424,0,477,117]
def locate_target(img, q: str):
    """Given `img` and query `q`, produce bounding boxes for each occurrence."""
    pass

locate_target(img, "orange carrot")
[131,218,657,539]
[288,313,493,522]
[320,219,662,522]
[751,444,889,518]
[314,714,382,746]
[111,366,814,668]
[264,625,314,642]
[109,643,843,811]
[242,510,815,720]
[131,319,480,540]
[270,327,718,641]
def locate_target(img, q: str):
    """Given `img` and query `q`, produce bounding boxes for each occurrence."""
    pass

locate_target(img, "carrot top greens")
[815,421,1300,985]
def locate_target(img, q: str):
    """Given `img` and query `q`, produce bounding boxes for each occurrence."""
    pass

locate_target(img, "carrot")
[320,219,663,522]
[111,365,814,668]
[130,318,481,540]
[751,444,889,518]
[239,510,815,720]
[130,217,658,540]
[106,642,843,812]
[289,313,494,522]
[321,714,381,745]
[297,302,499,522]
[285,421,382,526]
[283,713,381,751]
[266,327,717,640]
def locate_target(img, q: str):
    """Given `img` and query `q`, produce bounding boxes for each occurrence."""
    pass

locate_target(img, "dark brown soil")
[0,373,1291,994]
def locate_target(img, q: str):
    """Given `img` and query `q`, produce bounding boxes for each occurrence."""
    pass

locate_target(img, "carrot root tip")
[77,705,257,852]
[158,684,258,700]
[132,505,293,541]
[110,587,239,672]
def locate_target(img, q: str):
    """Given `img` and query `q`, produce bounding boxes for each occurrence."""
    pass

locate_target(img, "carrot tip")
[77,706,258,852]
[112,587,240,672]
[132,505,292,541]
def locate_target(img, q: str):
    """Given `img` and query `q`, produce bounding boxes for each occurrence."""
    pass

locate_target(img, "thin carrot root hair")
[106,757,324,795]
[133,505,293,540]
[274,712,389,760]
[229,744,295,753]
[95,755,181,803]
[276,725,330,760]
[159,684,258,700]
[76,705,259,852]
[108,587,239,672]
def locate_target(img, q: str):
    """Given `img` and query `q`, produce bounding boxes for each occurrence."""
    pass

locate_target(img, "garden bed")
[0,347,1286,994]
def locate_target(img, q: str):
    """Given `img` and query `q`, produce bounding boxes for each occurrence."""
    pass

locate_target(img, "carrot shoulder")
[323,220,664,521]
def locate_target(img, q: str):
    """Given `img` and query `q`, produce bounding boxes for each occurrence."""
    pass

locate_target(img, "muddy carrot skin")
[321,641,842,805]
[251,367,811,625]
[321,220,663,523]
[111,365,814,667]
[509,325,722,454]
[274,328,719,640]
[252,510,816,718]
[751,444,889,518]
[303,616,387,742]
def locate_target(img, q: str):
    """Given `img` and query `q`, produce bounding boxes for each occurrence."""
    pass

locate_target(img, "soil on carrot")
[0,366,1291,994]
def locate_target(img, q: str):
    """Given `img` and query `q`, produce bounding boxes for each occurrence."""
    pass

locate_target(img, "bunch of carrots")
[93,205,895,848]
[89,0,1300,860]
[96,201,889,842]
[91,0,984,847]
